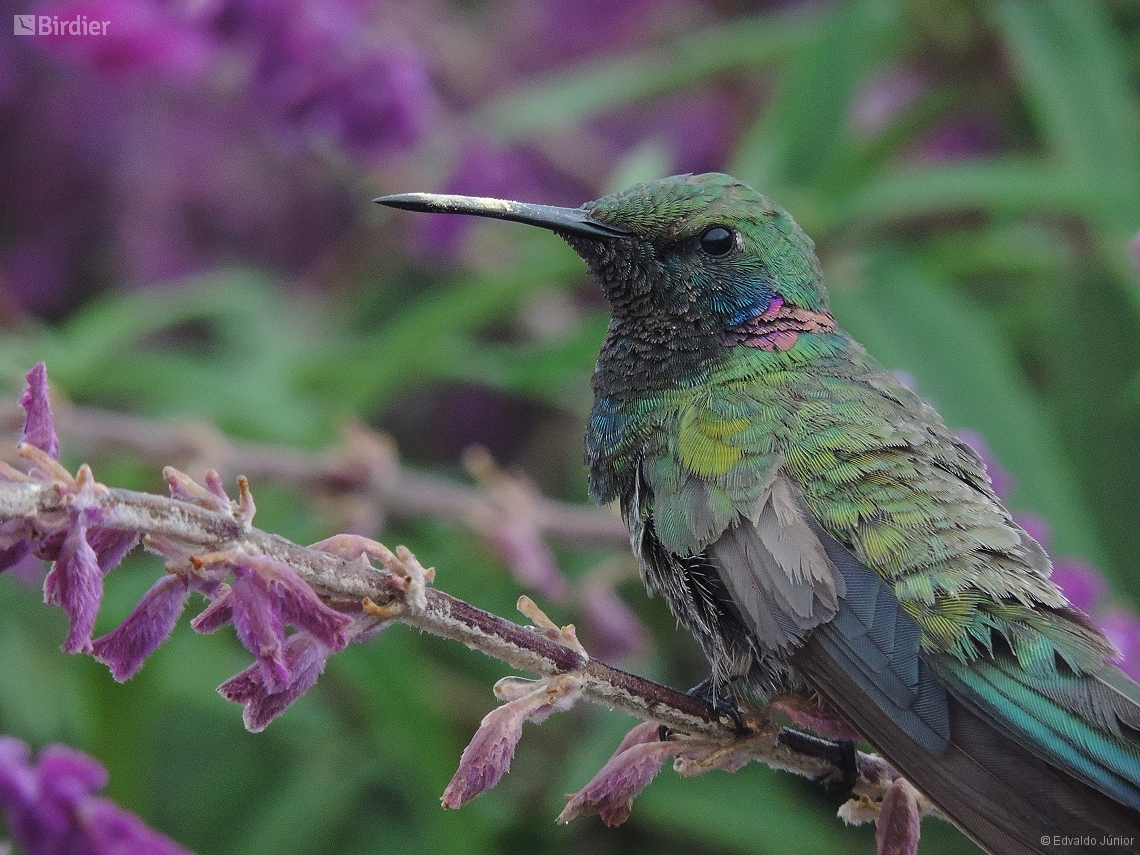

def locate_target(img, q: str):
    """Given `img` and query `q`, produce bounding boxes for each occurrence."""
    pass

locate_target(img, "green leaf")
[439,312,608,411]
[481,13,821,141]
[828,158,1136,232]
[311,234,585,410]
[637,762,858,854]
[14,271,336,444]
[731,0,903,192]
[993,0,1140,194]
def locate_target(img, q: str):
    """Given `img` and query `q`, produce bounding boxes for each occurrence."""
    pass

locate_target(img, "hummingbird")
[376,173,1140,854]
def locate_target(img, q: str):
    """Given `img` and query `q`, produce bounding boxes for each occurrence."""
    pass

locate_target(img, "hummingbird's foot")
[658,678,748,740]
[778,730,858,796]
[823,740,858,796]
[690,678,748,734]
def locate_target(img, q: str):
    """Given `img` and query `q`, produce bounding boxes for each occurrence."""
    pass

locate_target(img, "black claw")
[687,678,748,736]
[659,678,748,741]
[821,740,858,796]
[778,731,859,797]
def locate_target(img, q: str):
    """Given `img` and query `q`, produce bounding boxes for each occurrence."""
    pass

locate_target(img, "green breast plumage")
[587,332,1077,665]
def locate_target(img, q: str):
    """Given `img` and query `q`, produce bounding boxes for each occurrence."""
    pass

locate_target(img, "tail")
[790,530,1140,855]
[805,649,1140,853]
[931,656,1140,848]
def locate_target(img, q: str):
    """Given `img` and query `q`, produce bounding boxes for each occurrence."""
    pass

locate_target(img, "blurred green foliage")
[3,1,1140,854]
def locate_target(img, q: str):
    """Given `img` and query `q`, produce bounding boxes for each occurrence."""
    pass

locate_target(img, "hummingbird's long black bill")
[373,192,630,239]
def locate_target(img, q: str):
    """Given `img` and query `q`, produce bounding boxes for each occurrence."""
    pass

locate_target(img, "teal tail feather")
[789,528,1140,854]
[934,651,1140,814]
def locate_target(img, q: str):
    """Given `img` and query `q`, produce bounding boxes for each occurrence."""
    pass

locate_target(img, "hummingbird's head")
[571,173,827,322]
[375,173,829,357]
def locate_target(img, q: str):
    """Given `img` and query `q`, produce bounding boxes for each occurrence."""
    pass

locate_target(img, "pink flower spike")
[229,572,289,691]
[490,516,568,602]
[1098,608,1140,682]
[218,632,333,732]
[243,555,353,650]
[91,575,191,681]
[82,794,196,855]
[203,470,229,503]
[443,674,583,809]
[558,721,675,826]
[43,512,103,653]
[19,363,59,459]
[0,540,31,575]
[86,526,140,574]
[771,692,862,743]
[876,778,922,855]
[0,738,193,855]
[189,552,351,691]
[162,466,230,512]
[0,519,33,575]
[190,584,234,633]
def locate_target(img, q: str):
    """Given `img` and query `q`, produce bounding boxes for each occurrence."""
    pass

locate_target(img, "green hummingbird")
[376,173,1140,854]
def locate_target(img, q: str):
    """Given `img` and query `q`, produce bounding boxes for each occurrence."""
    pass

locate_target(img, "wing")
[628,351,1140,852]
[693,479,1140,854]
[789,514,1140,854]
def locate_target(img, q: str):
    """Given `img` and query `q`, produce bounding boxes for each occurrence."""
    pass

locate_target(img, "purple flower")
[443,674,582,809]
[557,720,674,826]
[19,363,59,459]
[217,631,336,732]
[1099,609,1140,682]
[231,0,440,160]
[0,736,194,855]
[954,424,1140,677]
[850,66,926,136]
[771,692,862,743]
[494,0,697,73]
[0,33,19,105]
[276,50,437,158]
[190,553,352,691]
[31,0,216,80]
[40,499,140,655]
[2,364,56,579]
[43,511,105,654]
[558,715,758,827]
[908,112,1002,163]
[590,86,744,176]
[1130,231,1140,276]
[1050,559,1107,614]
[91,574,192,681]
[876,778,922,855]
[1048,558,1140,678]
[488,515,567,602]
[0,519,34,576]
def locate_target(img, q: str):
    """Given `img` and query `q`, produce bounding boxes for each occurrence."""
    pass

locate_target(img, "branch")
[1,364,922,851]
[0,464,905,798]
[0,399,628,547]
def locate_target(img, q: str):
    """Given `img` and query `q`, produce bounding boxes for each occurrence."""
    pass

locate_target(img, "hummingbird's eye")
[699,226,735,257]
